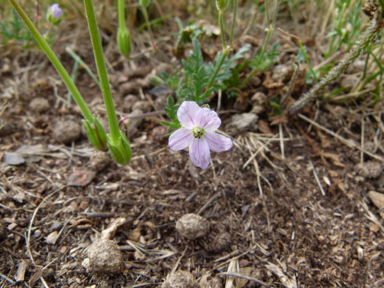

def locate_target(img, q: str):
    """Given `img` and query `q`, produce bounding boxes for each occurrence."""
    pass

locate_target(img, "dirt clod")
[123,95,139,113]
[29,97,50,113]
[355,161,383,179]
[132,100,152,113]
[85,239,123,274]
[53,120,81,144]
[250,92,267,114]
[176,213,209,240]
[89,150,111,172]
[162,271,200,288]
[212,232,231,253]
[228,113,258,133]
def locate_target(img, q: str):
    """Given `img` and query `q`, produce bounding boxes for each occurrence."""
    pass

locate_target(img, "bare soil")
[1,2,384,288]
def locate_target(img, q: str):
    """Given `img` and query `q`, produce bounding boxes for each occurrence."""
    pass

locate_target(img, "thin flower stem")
[8,0,93,122]
[83,0,120,143]
[219,11,226,50]
[229,0,238,47]
[206,47,231,92]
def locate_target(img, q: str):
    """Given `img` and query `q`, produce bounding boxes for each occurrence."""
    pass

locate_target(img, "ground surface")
[1,1,384,288]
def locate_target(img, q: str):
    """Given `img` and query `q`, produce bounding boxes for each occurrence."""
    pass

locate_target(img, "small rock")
[132,101,152,113]
[50,221,63,231]
[123,95,139,113]
[85,239,123,274]
[250,92,267,114]
[212,232,231,253]
[151,125,168,144]
[355,161,383,179]
[53,120,81,144]
[272,64,291,82]
[162,271,200,288]
[229,113,258,133]
[4,152,25,165]
[89,150,111,172]
[368,191,384,209]
[34,230,42,238]
[29,97,50,113]
[176,213,209,240]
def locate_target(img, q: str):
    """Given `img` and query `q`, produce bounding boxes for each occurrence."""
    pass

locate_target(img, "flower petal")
[177,101,201,128]
[169,128,193,151]
[196,107,221,131]
[204,131,233,152]
[189,137,211,169]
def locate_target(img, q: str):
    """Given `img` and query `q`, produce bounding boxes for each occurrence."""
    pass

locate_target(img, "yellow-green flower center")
[192,126,205,138]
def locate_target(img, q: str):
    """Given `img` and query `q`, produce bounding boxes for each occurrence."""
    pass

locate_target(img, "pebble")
[132,101,152,113]
[228,113,258,133]
[53,120,81,144]
[176,213,209,240]
[123,95,139,113]
[355,161,383,179]
[29,97,50,113]
[250,92,267,114]
[162,271,199,288]
[89,150,111,172]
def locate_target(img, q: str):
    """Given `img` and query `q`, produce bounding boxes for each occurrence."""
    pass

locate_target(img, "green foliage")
[162,96,181,134]
[325,0,363,58]
[162,37,249,131]
[0,8,35,47]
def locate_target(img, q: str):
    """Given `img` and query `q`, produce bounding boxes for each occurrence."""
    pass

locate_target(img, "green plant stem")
[117,0,125,30]
[229,0,238,47]
[83,0,120,143]
[298,40,318,82]
[206,47,231,91]
[219,11,226,50]
[8,0,93,122]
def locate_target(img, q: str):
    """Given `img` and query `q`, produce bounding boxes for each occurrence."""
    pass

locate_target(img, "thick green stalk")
[9,0,93,122]
[83,0,120,143]
[118,0,125,29]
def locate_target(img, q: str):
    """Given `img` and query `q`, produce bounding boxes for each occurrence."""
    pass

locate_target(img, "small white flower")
[169,101,232,169]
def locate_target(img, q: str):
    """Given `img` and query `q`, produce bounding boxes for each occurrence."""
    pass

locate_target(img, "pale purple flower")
[169,101,232,169]
[50,3,63,19]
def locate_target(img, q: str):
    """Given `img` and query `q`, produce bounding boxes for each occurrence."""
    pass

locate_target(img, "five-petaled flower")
[169,101,232,169]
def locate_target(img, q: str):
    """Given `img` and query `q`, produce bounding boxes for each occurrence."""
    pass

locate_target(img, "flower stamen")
[192,126,205,138]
